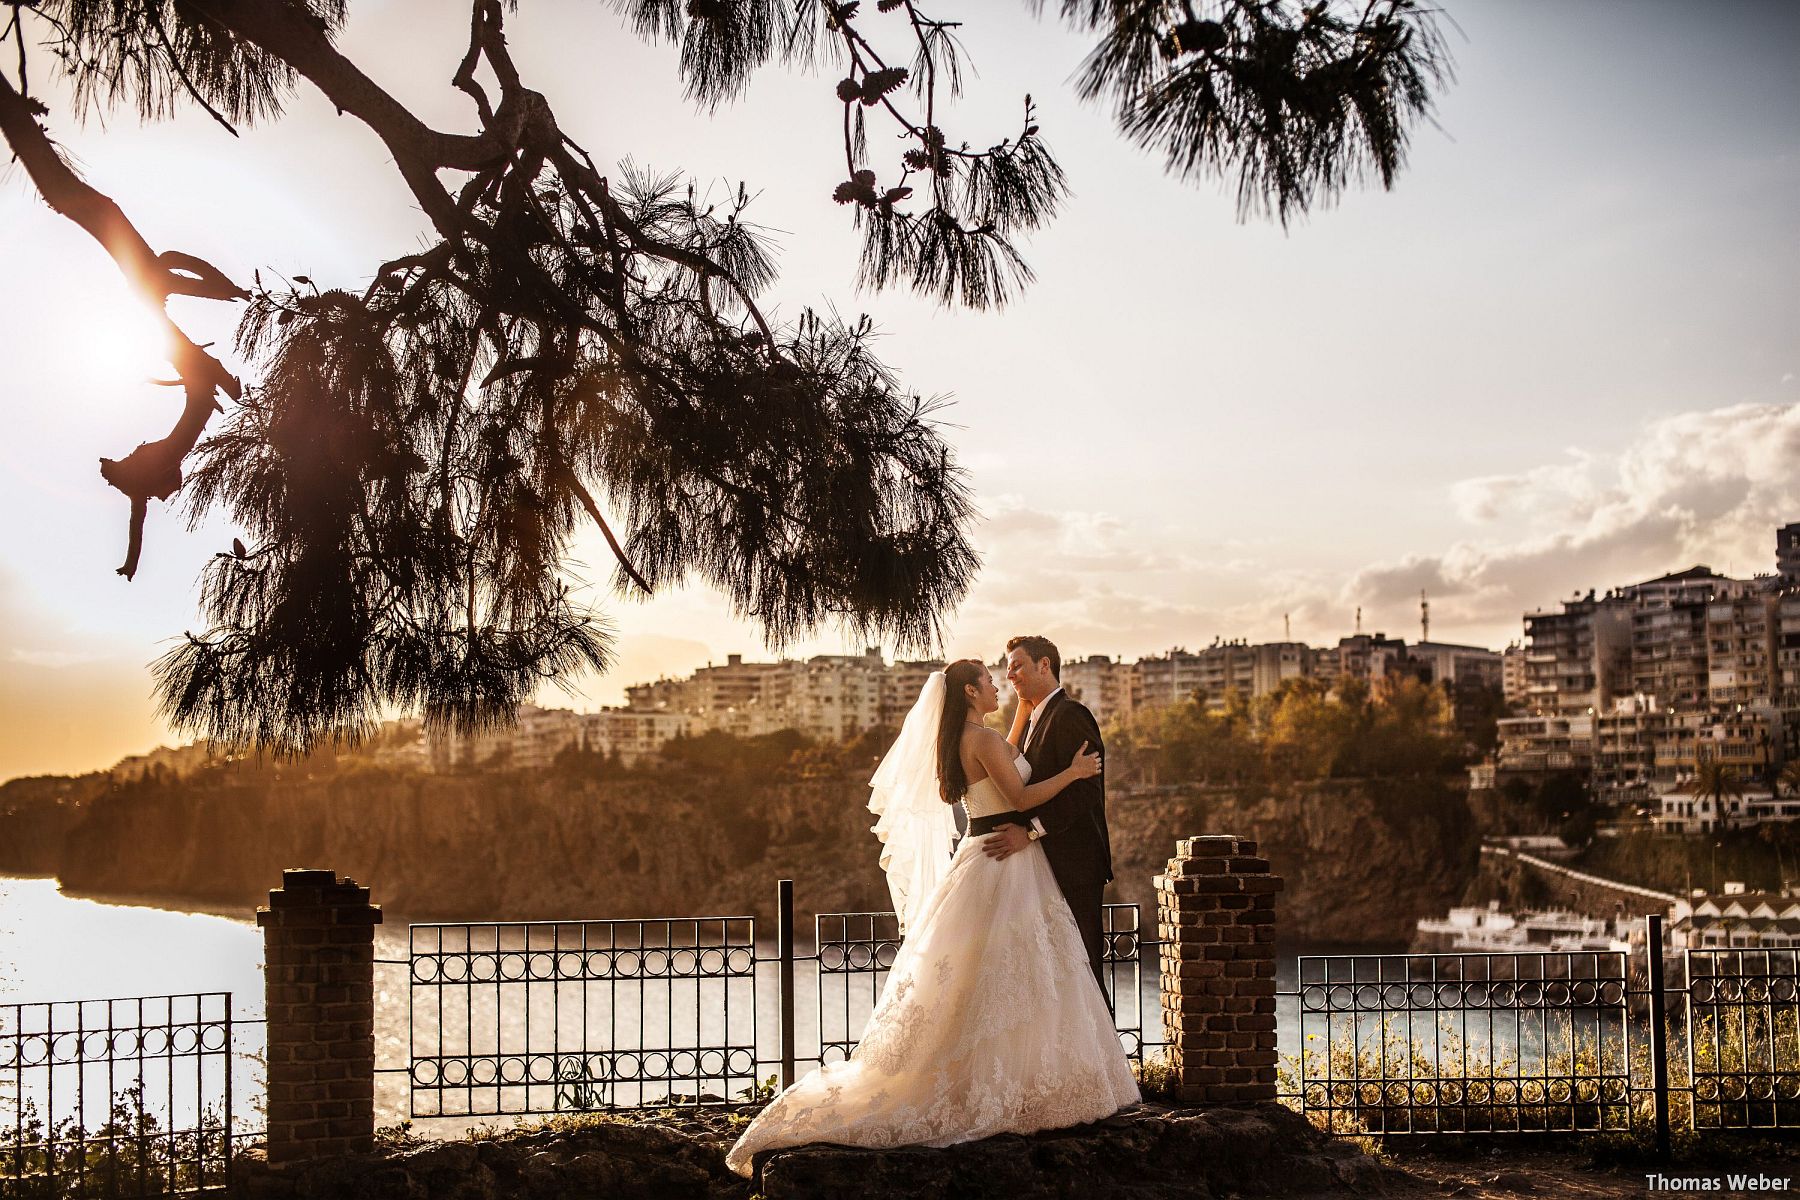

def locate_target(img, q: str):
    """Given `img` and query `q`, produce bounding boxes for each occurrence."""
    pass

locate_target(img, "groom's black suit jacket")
[1021,690,1113,888]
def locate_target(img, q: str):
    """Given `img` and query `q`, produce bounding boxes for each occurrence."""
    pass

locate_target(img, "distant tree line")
[1107,676,1494,787]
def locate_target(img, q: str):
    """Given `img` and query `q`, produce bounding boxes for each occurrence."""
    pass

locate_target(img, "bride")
[725,658,1139,1176]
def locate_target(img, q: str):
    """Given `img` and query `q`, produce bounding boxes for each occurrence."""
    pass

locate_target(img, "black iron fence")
[1684,946,1800,1132]
[0,993,263,1198]
[12,887,1799,1200]
[1273,916,1800,1148]
[1278,947,1636,1136]
[404,917,758,1116]
[400,885,1161,1115]
[401,890,1800,1149]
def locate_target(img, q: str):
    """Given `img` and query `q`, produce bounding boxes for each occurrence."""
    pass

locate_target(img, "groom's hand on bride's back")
[1069,740,1101,780]
[982,824,1031,861]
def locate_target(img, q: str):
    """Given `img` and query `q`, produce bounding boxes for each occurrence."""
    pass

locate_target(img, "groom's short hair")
[1006,635,1061,680]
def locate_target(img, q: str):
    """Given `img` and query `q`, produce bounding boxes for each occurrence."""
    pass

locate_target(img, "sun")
[67,287,178,396]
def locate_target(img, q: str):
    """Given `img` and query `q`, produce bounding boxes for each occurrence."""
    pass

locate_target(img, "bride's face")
[964,668,999,717]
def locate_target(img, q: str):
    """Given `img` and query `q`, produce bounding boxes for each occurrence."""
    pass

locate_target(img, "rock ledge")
[755,1102,1400,1199]
[233,1102,1402,1200]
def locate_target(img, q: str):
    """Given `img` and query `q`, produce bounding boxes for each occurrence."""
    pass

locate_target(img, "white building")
[1410,641,1504,689]
[1654,787,1800,834]
[1495,714,1594,774]
[1669,884,1800,949]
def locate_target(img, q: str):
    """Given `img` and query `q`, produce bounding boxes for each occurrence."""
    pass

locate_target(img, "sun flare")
[68,289,176,395]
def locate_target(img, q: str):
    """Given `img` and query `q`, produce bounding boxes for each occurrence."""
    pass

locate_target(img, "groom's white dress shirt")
[1020,686,1063,839]
[1024,686,1063,752]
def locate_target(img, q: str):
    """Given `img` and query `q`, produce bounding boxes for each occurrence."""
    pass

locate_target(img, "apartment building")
[1131,648,1218,710]
[1500,552,1797,795]
[1062,655,1135,724]
[1410,641,1505,689]
[1501,642,1527,706]
[425,703,695,770]
[583,709,695,763]
[1779,593,1800,710]
[1656,790,1799,835]
[880,660,941,729]
[1592,698,1665,791]
[1251,642,1316,696]
[1120,640,1321,715]
[1780,522,1800,587]
[1329,633,1412,688]
[1495,714,1594,775]
[1706,591,1779,708]
[1629,574,1716,712]
[1521,593,1634,718]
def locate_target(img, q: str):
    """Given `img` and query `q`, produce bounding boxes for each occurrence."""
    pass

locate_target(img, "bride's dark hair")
[937,659,987,805]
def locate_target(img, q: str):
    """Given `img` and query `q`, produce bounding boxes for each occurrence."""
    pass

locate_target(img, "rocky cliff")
[1106,777,1479,944]
[0,771,107,876]
[4,763,1478,943]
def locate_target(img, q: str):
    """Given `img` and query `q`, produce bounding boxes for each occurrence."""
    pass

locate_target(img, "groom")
[980,635,1113,997]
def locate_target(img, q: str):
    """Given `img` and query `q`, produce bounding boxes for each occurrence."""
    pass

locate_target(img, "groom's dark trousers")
[967,689,1113,1000]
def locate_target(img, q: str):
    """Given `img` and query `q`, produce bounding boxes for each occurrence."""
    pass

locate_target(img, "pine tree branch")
[565,472,653,596]
[0,68,244,579]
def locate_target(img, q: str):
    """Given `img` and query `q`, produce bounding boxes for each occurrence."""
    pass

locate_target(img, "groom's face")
[1005,647,1055,703]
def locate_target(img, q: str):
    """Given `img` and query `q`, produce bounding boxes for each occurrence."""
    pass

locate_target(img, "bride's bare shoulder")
[958,725,1006,768]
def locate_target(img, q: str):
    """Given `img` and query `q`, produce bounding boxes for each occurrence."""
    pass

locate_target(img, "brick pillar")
[258,869,381,1163]
[1156,836,1283,1103]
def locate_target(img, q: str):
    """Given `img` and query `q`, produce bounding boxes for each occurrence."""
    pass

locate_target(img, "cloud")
[955,402,1800,661]
[1336,402,1800,642]
[951,496,1260,654]
[1450,450,1602,525]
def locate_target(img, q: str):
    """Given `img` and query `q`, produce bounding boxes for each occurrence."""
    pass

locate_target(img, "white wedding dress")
[725,755,1139,1176]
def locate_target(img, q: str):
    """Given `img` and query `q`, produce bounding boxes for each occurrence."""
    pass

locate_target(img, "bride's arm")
[1006,696,1033,747]
[972,732,1099,812]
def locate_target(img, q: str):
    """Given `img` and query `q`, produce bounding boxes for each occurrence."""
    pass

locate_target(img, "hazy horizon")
[2,0,1796,782]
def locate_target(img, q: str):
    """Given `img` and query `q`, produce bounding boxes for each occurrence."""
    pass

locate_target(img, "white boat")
[1414,901,1631,954]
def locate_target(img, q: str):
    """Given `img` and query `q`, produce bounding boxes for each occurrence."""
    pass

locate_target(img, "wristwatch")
[1027,828,1042,841]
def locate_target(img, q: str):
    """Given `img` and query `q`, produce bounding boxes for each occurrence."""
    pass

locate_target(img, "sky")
[1,0,1797,781]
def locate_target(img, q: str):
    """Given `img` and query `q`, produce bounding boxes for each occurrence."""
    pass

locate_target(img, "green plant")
[1277,998,1800,1140]
[1686,1002,1800,1130]
[735,1074,779,1105]
[1277,1024,1637,1136]
[0,1087,229,1199]
[1131,1051,1182,1105]
[372,1119,427,1151]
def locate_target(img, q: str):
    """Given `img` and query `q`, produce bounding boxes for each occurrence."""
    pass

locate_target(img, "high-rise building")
[1629,572,1720,712]
[1130,649,1213,711]
[1778,522,1800,587]
[880,660,941,730]
[1062,655,1135,724]
[1249,642,1315,696]
[1592,696,1670,791]
[1501,642,1528,705]
[1777,593,1800,711]
[1521,593,1633,717]
[1707,592,1779,708]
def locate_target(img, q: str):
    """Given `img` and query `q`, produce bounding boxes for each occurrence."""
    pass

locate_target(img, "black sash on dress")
[965,811,1031,835]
